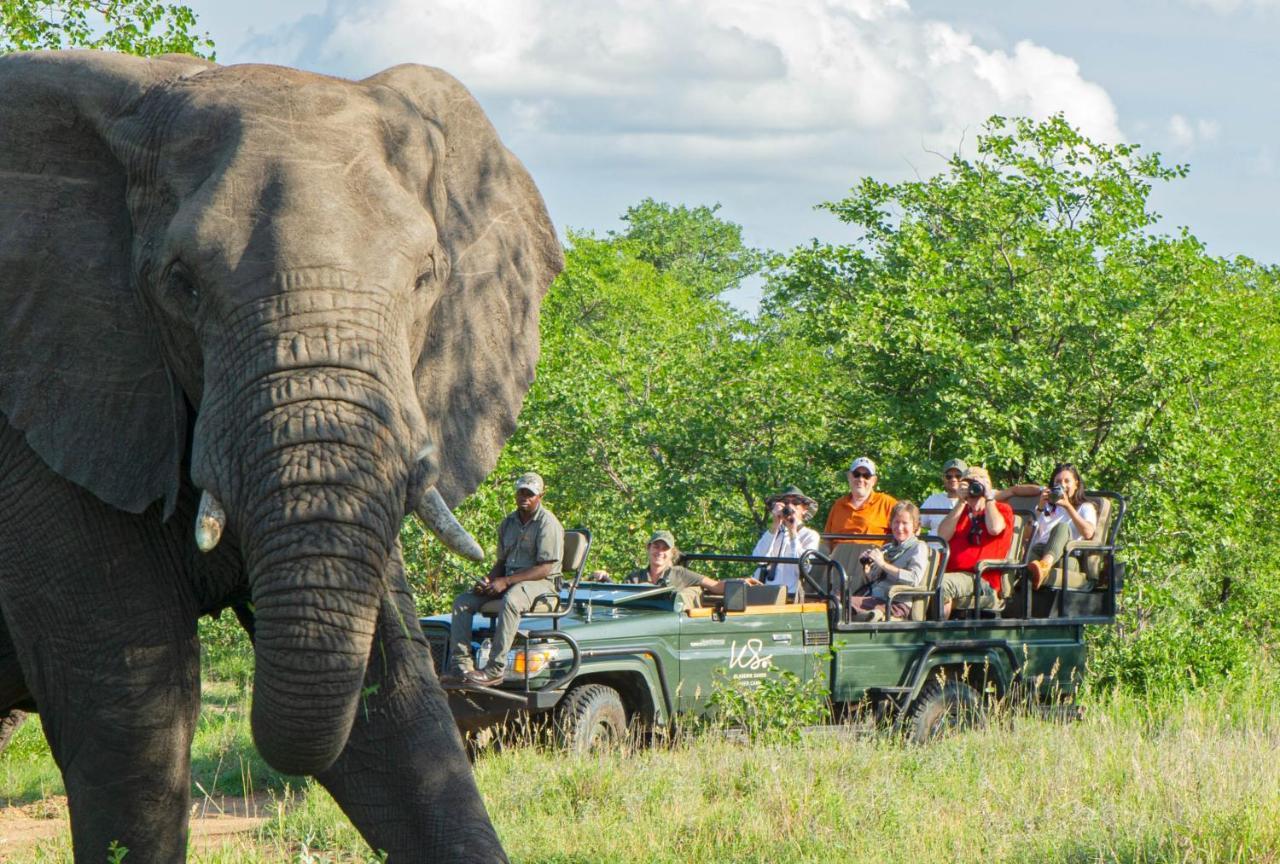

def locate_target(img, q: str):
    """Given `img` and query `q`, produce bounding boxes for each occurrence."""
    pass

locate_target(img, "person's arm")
[996,483,1043,502]
[488,560,556,593]
[937,499,965,542]
[983,498,1006,537]
[1061,499,1097,541]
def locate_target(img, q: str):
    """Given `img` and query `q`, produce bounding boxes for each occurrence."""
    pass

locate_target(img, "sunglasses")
[850,471,873,480]
[944,473,962,480]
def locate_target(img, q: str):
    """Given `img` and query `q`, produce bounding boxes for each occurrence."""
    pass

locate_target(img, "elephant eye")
[414,250,449,294]
[167,266,200,310]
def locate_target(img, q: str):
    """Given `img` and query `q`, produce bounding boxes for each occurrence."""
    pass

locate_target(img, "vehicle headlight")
[506,644,573,678]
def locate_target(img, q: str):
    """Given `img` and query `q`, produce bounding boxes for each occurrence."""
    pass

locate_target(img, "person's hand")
[489,576,510,594]
[473,578,493,595]
[745,577,763,586]
[1037,486,1052,508]
[865,548,885,567]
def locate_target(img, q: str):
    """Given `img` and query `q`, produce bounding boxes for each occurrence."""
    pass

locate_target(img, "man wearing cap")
[445,472,565,686]
[625,530,741,608]
[822,457,898,546]
[751,485,820,596]
[937,466,1013,618]
[919,458,968,535]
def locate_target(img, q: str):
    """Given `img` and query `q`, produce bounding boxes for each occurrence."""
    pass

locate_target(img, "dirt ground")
[0,794,272,861]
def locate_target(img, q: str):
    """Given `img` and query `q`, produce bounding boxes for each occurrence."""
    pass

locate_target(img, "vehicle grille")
[426,636,448,673]
[804,629,831,647]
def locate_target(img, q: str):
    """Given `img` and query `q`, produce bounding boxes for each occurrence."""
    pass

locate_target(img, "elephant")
[0,50,562,861]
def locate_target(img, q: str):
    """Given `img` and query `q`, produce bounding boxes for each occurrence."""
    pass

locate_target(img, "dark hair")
[1049,462,1086,507]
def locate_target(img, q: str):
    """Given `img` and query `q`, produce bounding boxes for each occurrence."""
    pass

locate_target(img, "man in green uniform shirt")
[445,472,564,686]
[625,530,747,609]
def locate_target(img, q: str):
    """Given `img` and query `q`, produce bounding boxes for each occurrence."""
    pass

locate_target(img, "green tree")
[1,0,214,57]
[766,114,1280,691]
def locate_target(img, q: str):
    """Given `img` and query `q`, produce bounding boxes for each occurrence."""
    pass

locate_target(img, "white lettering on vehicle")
[729,638,774,671]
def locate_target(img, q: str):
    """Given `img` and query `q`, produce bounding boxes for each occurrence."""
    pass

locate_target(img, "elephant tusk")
[195,491,226,553]
[415,488,484,561]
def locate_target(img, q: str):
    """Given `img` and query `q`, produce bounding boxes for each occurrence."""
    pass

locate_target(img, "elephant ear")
[0,51,212,516]
[369,65,564,507]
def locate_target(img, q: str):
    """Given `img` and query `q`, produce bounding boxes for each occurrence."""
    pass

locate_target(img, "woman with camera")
[751,485,820,597]
[997,463,1097,589]
[849,501,929,622]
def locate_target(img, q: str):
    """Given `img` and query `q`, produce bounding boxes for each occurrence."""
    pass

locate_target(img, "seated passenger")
[997,462,1097,589]
[625,530,746,607]
[751,485,820,597]
[849,501,929,622]
[919,458,968,535]
[445,472,564,686]
[822,457,897,546]
[937,467,1013,618]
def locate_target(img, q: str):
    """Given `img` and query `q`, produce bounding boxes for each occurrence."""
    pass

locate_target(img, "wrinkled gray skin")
[0,51,562,862]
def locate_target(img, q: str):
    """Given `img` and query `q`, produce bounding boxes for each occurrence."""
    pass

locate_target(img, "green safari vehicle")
[418,491,1126,749]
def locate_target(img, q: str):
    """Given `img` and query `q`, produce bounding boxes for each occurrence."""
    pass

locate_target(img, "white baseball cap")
[848,456,877,476]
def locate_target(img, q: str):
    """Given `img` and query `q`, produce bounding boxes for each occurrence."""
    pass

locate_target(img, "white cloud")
[1168,114,1221,149]
[245,0,1121,162]
[1181,0,1280,12]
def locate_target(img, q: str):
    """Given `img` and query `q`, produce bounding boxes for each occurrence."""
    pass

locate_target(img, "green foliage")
[1,0,214,57]
[706,667,830,744]
[399,116,1278,694]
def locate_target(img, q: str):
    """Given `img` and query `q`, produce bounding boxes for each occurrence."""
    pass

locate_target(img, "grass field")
[3,658,1279,863]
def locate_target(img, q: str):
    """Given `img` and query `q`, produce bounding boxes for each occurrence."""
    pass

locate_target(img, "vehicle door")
[676,602,813,714]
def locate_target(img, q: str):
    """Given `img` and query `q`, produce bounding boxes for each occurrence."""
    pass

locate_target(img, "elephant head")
[0,51,562,774]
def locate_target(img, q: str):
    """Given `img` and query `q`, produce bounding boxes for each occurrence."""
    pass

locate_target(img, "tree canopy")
[404,116,1280,695]
[1,0,213,57]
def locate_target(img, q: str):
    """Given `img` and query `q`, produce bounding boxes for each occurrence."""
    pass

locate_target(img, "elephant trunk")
[194,292,423,775]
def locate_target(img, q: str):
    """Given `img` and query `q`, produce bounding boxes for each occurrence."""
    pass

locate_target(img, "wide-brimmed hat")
[766,484,817,509]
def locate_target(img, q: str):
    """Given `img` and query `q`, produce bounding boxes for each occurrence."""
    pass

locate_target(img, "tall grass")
[6,667,1280,862]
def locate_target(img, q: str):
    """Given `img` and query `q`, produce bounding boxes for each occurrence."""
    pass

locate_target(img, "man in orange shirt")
[823,456,897,545]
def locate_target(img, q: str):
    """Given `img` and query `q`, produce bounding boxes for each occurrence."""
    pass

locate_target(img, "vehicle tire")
[904,679,983,744]
[555,683,627,754]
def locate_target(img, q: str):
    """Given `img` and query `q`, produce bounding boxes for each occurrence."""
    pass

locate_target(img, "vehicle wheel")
[904,679,983,744]
[556,683,627,754]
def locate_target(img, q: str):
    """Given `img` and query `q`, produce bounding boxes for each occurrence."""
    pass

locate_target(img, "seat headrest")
[563,530,588,570]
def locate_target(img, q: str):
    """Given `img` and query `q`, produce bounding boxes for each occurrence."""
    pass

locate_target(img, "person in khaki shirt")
[625,530,746,609]
[444,472,564,686]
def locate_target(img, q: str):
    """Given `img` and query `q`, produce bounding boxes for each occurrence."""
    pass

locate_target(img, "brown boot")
[1027,558,1051,590]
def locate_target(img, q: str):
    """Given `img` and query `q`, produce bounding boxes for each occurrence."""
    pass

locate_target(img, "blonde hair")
[890,500,920,531]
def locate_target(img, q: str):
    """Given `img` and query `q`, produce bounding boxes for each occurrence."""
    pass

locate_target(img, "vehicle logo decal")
[689,638,726,648]
[729,638,774,671]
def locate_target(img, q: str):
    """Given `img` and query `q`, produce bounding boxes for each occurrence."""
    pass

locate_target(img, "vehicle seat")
[885,542,945,621]
[722,581,787,612]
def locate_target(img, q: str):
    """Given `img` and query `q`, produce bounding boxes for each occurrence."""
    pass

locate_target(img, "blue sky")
[188,0,1277,294]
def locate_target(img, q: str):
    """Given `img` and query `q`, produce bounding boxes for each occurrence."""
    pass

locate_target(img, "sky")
[187,0,1277,307]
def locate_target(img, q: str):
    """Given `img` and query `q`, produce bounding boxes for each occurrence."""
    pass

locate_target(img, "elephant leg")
[316,551,506,863]
[0,430,200,863]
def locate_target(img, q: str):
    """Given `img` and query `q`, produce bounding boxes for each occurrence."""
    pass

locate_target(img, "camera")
[1049,485,1064,499]
[966,479,986,498]
[859,550,874,566]
[781,504,795,519]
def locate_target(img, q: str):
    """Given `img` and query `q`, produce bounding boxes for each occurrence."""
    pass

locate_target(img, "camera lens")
[782,504,795,518]
[967,480,985,498]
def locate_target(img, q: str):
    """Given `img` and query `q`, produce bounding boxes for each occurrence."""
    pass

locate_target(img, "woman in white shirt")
[751,485,821,596]
[999,463,1097,590]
